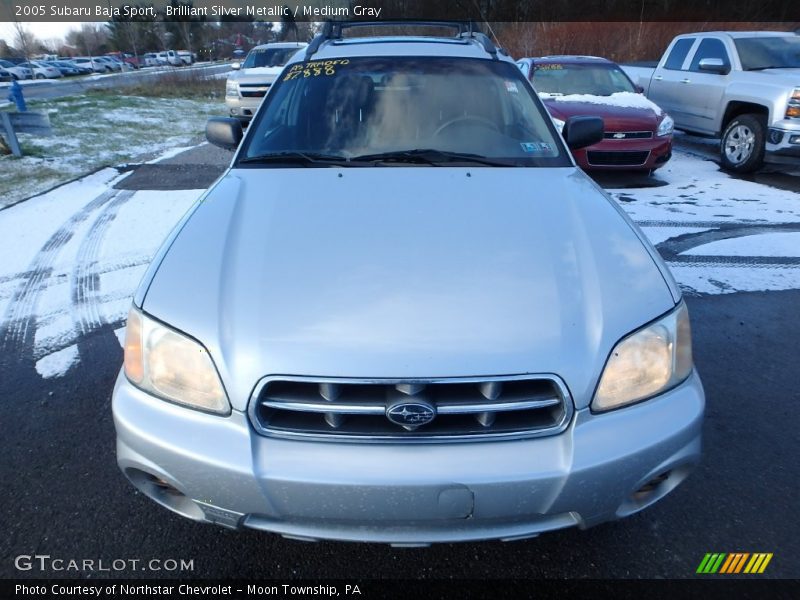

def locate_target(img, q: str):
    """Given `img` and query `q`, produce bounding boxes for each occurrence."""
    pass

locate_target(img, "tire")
[36,73,45,79]
[720,113,766,173]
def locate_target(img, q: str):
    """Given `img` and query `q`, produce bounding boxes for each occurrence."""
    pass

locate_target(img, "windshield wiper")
[238,151,352,167]
[351,149,513,167]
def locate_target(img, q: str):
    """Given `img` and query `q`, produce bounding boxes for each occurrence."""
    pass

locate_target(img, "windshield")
[239,56,567,167]
[242,47,299,69]
[531,63,636,96]
[735,36,800,70]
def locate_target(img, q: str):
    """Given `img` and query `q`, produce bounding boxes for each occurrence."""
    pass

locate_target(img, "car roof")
[286,35,510,65]
[528,55,615,65]
[250,42,308,51]
[679,30,796,39]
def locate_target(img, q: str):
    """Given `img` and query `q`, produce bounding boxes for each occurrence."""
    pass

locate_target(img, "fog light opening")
[616,464,694,518]
[632,471,671,503]
[125,468,205,521]
[769,129,785,145]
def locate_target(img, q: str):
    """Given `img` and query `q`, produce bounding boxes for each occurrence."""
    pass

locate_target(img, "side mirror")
[206,117,243,150]
[635,84,645,94]
[231,62,241,70]
[563,116,604,150]
[698,58,730,75]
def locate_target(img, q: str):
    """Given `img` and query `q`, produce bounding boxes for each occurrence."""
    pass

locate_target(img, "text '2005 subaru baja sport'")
[113,22,704,545]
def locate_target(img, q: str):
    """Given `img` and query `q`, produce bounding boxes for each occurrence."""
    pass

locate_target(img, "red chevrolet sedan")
[517,56,673,172]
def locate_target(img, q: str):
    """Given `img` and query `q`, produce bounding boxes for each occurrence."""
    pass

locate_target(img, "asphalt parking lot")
[0,143,798,581]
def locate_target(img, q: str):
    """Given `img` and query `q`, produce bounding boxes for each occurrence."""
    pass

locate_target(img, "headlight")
[657,114,674,137]
[592,301,693,412]
[786,88,800,118]
[551,117,565,134]
[124,306,230,415]
[226,79,238,98]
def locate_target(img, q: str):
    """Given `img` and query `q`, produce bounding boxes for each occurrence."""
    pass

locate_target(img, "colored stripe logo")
[696,553,773,574]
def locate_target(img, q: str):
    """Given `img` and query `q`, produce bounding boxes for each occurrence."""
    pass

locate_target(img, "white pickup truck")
[623,31,800,173]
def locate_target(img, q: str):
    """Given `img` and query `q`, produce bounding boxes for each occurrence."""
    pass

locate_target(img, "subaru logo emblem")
[386,401,436,430]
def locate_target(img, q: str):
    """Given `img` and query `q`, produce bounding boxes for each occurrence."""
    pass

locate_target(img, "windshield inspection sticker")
[505,81,519,93]
[283,59,350,81]
[520,142,541,152]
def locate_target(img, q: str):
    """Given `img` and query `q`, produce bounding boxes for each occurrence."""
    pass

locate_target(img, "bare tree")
[69,23,109,56]
[13,22,36,60]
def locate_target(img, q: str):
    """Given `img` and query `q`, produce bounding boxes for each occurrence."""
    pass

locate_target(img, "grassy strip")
[1,89,225,207]
[93,69,226,100]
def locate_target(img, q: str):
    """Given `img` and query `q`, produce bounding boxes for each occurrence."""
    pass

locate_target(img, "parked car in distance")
[72,57,108,73]
[113,22,704,545]
[156,50,183,66]
[44,60,82,76]
[106,51,139,69]
[518,56,673,172]
[110,56,134,71]
[0,67,12,83]
[94,56,122,72]
[142,53,160,67]
[0,59,33,80]
[177,50,195,65]
[623,31,800,173]
[225,42,307,122]
[59,60,93,75]
[19,60,63,79]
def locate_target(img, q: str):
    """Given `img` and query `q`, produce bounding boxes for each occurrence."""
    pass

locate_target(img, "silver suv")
[113,22,704,545]
[225,42,307,122]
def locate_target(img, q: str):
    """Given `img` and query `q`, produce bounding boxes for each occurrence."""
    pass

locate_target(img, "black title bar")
[2,0,800,23]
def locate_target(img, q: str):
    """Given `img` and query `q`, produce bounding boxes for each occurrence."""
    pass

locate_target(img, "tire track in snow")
[0,189,119,381]
[69,190,135,368]
[0,253,152,292]
[70,190,135,338]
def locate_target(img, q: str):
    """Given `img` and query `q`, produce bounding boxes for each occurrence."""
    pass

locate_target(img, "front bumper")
[766,120,800,165]
[226,95,262,121]
[572,136,672,171]
[113,371,704,545]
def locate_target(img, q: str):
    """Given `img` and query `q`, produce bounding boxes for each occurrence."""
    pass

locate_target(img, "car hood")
[142,167,676,411]
[542,92,664,131]
[229,66,284,84]
[745,67,800,82]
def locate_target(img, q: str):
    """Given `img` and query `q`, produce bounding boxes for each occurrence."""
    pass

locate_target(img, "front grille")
[586,150,650,166]
[239,83,270,98]
[603,131,653,140]
[249,375,572,443]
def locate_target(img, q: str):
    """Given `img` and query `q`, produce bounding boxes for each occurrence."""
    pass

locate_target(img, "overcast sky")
[0,22,83,47]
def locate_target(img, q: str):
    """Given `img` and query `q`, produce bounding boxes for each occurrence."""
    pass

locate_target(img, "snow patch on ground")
[115,327,126,349]
[35,344,79,378]
[610,150,800,296]
[682,232,800,257]
[670,265,800,295]
[0,166,204,378]
[609,152,800,224]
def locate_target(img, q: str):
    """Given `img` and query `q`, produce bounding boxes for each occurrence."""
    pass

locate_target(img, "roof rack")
[304,20,498,61]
